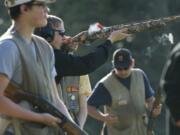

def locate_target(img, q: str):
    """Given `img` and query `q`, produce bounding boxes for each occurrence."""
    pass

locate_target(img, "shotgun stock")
[5,84,88,135]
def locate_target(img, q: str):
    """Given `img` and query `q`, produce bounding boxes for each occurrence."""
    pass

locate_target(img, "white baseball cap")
[4,0,56,8]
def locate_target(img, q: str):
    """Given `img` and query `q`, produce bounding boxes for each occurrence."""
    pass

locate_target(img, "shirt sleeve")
[0,40,19,79]
[54,40,112,82]
[87,83,112,108]
[79,75,92,96]
[142,71,155,99]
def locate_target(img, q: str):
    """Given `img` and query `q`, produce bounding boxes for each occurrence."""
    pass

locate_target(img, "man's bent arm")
[55,40,112,78]
[87,105,106,122]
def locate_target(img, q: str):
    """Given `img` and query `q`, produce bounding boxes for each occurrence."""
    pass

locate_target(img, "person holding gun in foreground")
[87,48,162,135]
[0,0,74,135]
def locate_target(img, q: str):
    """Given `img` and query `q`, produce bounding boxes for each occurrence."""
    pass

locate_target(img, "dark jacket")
[54,40,112,83]
[161,43,180,122]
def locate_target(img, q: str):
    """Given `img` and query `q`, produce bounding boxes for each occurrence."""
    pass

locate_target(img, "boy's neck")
[14,20,34,42]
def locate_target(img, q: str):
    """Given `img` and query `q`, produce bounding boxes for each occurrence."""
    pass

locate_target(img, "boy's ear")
[20,5,29,13]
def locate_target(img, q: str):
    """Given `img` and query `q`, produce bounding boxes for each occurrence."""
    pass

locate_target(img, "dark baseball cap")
[112,48,133,69]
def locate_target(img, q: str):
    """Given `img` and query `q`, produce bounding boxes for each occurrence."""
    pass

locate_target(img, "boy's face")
[115,67,132,79]
[114,59,134,79]
[24,2,49,28]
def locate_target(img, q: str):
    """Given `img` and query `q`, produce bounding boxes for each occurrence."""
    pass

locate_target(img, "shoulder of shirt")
[0,39,20,61]
[33,35,54,57]
[33,34,53,49]
[99,72,112,83]
[132,68,148,81]
[0,39,19,50]
[94,81,107,91]
[131,68,147,78]
[132,68,144,73]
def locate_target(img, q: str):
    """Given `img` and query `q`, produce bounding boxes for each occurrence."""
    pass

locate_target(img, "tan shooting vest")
[101,69,147,135]
[0,29,62,135]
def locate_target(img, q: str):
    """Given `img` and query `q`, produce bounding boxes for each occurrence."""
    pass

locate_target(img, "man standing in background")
[88,48,161,135]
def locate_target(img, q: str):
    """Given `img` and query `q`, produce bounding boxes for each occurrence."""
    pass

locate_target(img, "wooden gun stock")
[5,84,88,135]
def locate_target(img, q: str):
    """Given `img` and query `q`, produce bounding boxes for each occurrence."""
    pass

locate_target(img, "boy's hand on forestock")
[40,113,61,127]
[62,36,72,45]
[108,28,130,43]
[63,36,79,50]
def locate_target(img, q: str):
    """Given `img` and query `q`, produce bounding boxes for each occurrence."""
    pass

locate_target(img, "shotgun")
[5,84,88,135]
[71,15,180,46]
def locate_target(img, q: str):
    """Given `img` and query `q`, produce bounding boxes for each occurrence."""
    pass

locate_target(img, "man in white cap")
[0,0,74,135]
